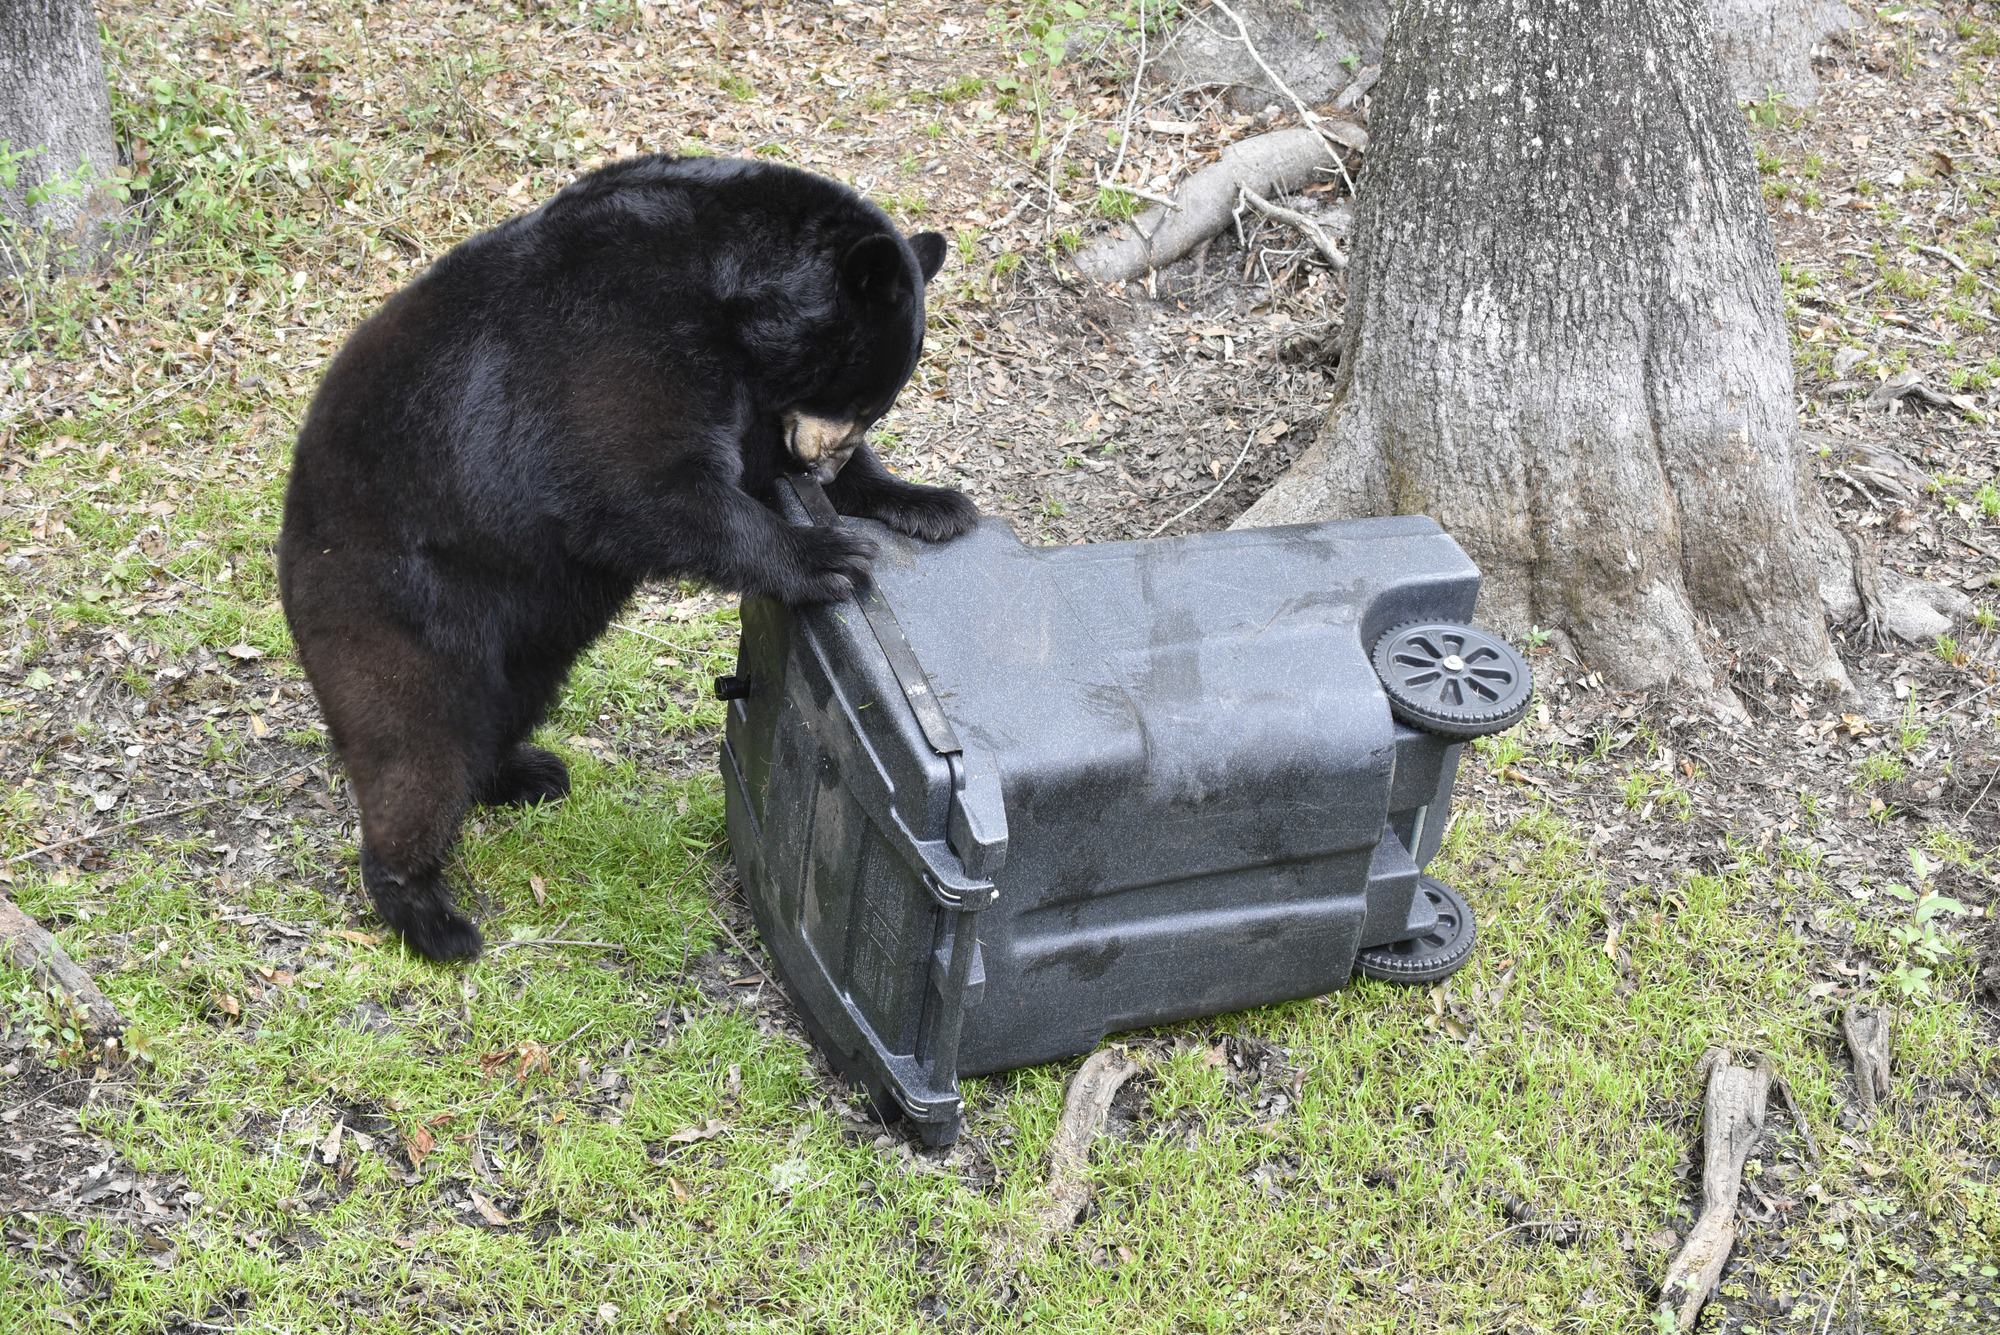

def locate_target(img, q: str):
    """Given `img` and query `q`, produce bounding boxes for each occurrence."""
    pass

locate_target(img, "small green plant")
[1095,184,1143,219]
[1857,751,1906,787]
[1935,633,1966,665]
[1882,266,1937,299]
[1976,603,1998,634]
[1802,151,1826,180]
[1478,733,1526,773]
[1882,871,1970,999]
[1523,625,1552,649]
[12,982,91,1062]
[1622,769,1657,810]
[1898,696,1930,752]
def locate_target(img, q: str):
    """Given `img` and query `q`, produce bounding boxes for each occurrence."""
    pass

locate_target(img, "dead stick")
[1657,1048,1771,1331]
[1,895,125,1034]
[1237,186,1346,270]
[1040,1047,1140,1240]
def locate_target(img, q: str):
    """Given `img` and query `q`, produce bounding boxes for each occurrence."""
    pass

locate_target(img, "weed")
[1857,751,1907,787]
[1882,265,1937,299]
[1935,633,1967,665]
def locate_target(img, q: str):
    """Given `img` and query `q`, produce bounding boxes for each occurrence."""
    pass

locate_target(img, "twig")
[1042,117,1084,243]
[4,759,322,867]
[1147,414,1275,538]
[1101,0,1147,192]
[485,937,623,954]
[708,901,761,968]
[1097,182,1182,211]
[1208,0,1360,190]
[1237,186,1345,269]
[1772,1074,1822,1169]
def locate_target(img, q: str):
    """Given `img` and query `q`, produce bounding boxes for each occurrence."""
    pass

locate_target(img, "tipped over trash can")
[719,477,1531,1145]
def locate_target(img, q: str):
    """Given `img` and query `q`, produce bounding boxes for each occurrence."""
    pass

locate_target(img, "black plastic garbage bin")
[719,476,1531,1146]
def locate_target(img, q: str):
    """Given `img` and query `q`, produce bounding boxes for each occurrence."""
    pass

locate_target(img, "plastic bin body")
[720,480,1479,1143]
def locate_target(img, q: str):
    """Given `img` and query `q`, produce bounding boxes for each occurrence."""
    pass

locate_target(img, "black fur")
[278,155,976,962]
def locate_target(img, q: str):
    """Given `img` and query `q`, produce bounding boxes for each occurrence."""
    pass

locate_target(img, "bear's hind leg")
[478,744,571,807]
[304,623,487,962]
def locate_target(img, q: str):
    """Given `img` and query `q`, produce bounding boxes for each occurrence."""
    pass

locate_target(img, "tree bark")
[1235,0,1847,697]
[0,0,120,253]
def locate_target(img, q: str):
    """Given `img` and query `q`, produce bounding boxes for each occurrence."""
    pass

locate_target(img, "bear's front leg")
[824,444,979,542]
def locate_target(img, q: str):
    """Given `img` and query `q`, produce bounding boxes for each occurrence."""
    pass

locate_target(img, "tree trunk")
[1236,0,1847,698]
[0,0,119,253]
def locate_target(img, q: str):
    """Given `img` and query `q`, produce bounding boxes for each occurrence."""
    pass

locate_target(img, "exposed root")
[1,894,126,1035]
[992,1047,1141,1270]
[1071,128,1341,285]
[1842,1005,1892,1110]
[1657,1048,1771,1331]
[1847,530,1887,650]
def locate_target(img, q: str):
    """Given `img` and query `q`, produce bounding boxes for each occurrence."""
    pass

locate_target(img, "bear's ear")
[908,231,947,283]
[840,234,910,305]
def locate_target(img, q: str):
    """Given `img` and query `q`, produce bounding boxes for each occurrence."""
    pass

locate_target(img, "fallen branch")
[990,1047,1140,1272]
[2,894,125,1034]
[1657,1048,1771,1331]
[1237,185,1345,269]
[1072,127,1339,284]
[1842,1005,1892,1109]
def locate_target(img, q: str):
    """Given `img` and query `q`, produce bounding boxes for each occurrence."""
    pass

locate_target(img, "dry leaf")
[223,643,263,660]
[669,1177,690,1203]
[467,1187,509,1226]
[250,714,269,738]
[217,993,240,1018]
[664,1119,726,1144]
[530,875,547,907]
[335,929,379,946]
[320,1120,344,1165]
[405,1123,434,1173]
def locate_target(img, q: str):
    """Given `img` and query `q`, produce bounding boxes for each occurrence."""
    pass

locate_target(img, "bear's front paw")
[782,525,879,605]
[864,484,980,543]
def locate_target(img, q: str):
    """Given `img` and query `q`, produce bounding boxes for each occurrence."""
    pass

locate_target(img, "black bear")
[278,154,977,962]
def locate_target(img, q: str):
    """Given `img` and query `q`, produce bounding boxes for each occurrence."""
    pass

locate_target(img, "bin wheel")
[1372,622,1533,739]
[1355,878,1477,984]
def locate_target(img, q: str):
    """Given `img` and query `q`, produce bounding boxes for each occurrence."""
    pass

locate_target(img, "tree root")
[1657,1048,1772,1331]
[992,1047,1141,1270]
[1842,1005,1892,1110]
[1,894,125,1034]
[1072,127,1342,285]
[1846,530,1887,650]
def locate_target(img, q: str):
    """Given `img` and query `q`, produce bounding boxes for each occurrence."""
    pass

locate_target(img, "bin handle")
[785,474,966,759]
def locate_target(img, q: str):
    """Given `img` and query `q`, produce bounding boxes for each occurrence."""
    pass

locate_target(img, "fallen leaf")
[664,1119,726,1144]
[335,929,379,947]
[217,993,240,1018]
[249,714,269,738]
[405,1123,434,1172]
[468,1187,509,1226]
[669,1177,689,1203]
[320,1120,344,1165]
[223,643,263,660]
[530,874,547,907]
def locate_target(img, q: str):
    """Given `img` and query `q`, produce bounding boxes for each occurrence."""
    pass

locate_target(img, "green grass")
[3,4,1998,1332]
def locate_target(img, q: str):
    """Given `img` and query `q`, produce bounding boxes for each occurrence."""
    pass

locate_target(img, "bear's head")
[783,228,947,484]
